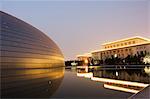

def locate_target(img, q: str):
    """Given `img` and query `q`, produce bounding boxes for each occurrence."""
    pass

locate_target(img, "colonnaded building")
[77,36,150,63]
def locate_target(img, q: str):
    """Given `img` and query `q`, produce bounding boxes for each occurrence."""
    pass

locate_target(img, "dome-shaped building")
[0,11,64,98]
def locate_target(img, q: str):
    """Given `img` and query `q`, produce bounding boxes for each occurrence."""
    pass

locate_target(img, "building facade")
[91,36,150,61]
[76,53,92,65]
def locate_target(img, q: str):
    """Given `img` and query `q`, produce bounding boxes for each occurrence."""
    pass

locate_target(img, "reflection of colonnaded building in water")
[92,69,150,84]
[0,11,64,98]
[77,36,150,63]
[76,66,149,94]
[76,66,150,84]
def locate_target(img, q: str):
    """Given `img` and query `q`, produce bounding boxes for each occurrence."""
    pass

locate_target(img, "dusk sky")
[1,0,150,60]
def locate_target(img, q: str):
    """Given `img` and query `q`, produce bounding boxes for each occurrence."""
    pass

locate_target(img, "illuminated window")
[133,41,135,44]
[121,43,123,46]
[117,44,119,47]
[124,42,127,45]
[114,54,117,57]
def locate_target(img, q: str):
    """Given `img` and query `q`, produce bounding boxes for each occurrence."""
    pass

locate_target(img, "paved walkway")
[52,70,132,98]
[129,85,150,99]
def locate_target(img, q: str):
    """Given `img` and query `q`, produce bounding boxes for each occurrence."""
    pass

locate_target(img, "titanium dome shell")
[0,11,64,98]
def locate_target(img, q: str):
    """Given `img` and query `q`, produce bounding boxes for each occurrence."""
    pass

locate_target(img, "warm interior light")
[84,59,88,64]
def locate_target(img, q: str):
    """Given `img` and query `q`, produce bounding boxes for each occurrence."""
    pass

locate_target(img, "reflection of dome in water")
[0,11,64,98]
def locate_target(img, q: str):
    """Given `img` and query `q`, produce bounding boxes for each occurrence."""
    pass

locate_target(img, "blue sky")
[1,0,150,60]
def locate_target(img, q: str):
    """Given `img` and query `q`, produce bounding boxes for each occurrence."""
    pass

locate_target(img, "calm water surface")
[52,65,150,98]
[2,65,150,98]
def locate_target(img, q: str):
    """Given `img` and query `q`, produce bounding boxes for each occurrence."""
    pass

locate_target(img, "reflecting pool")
[52,65,149,98]
[2,65,150,98]
[1,67,64,98]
